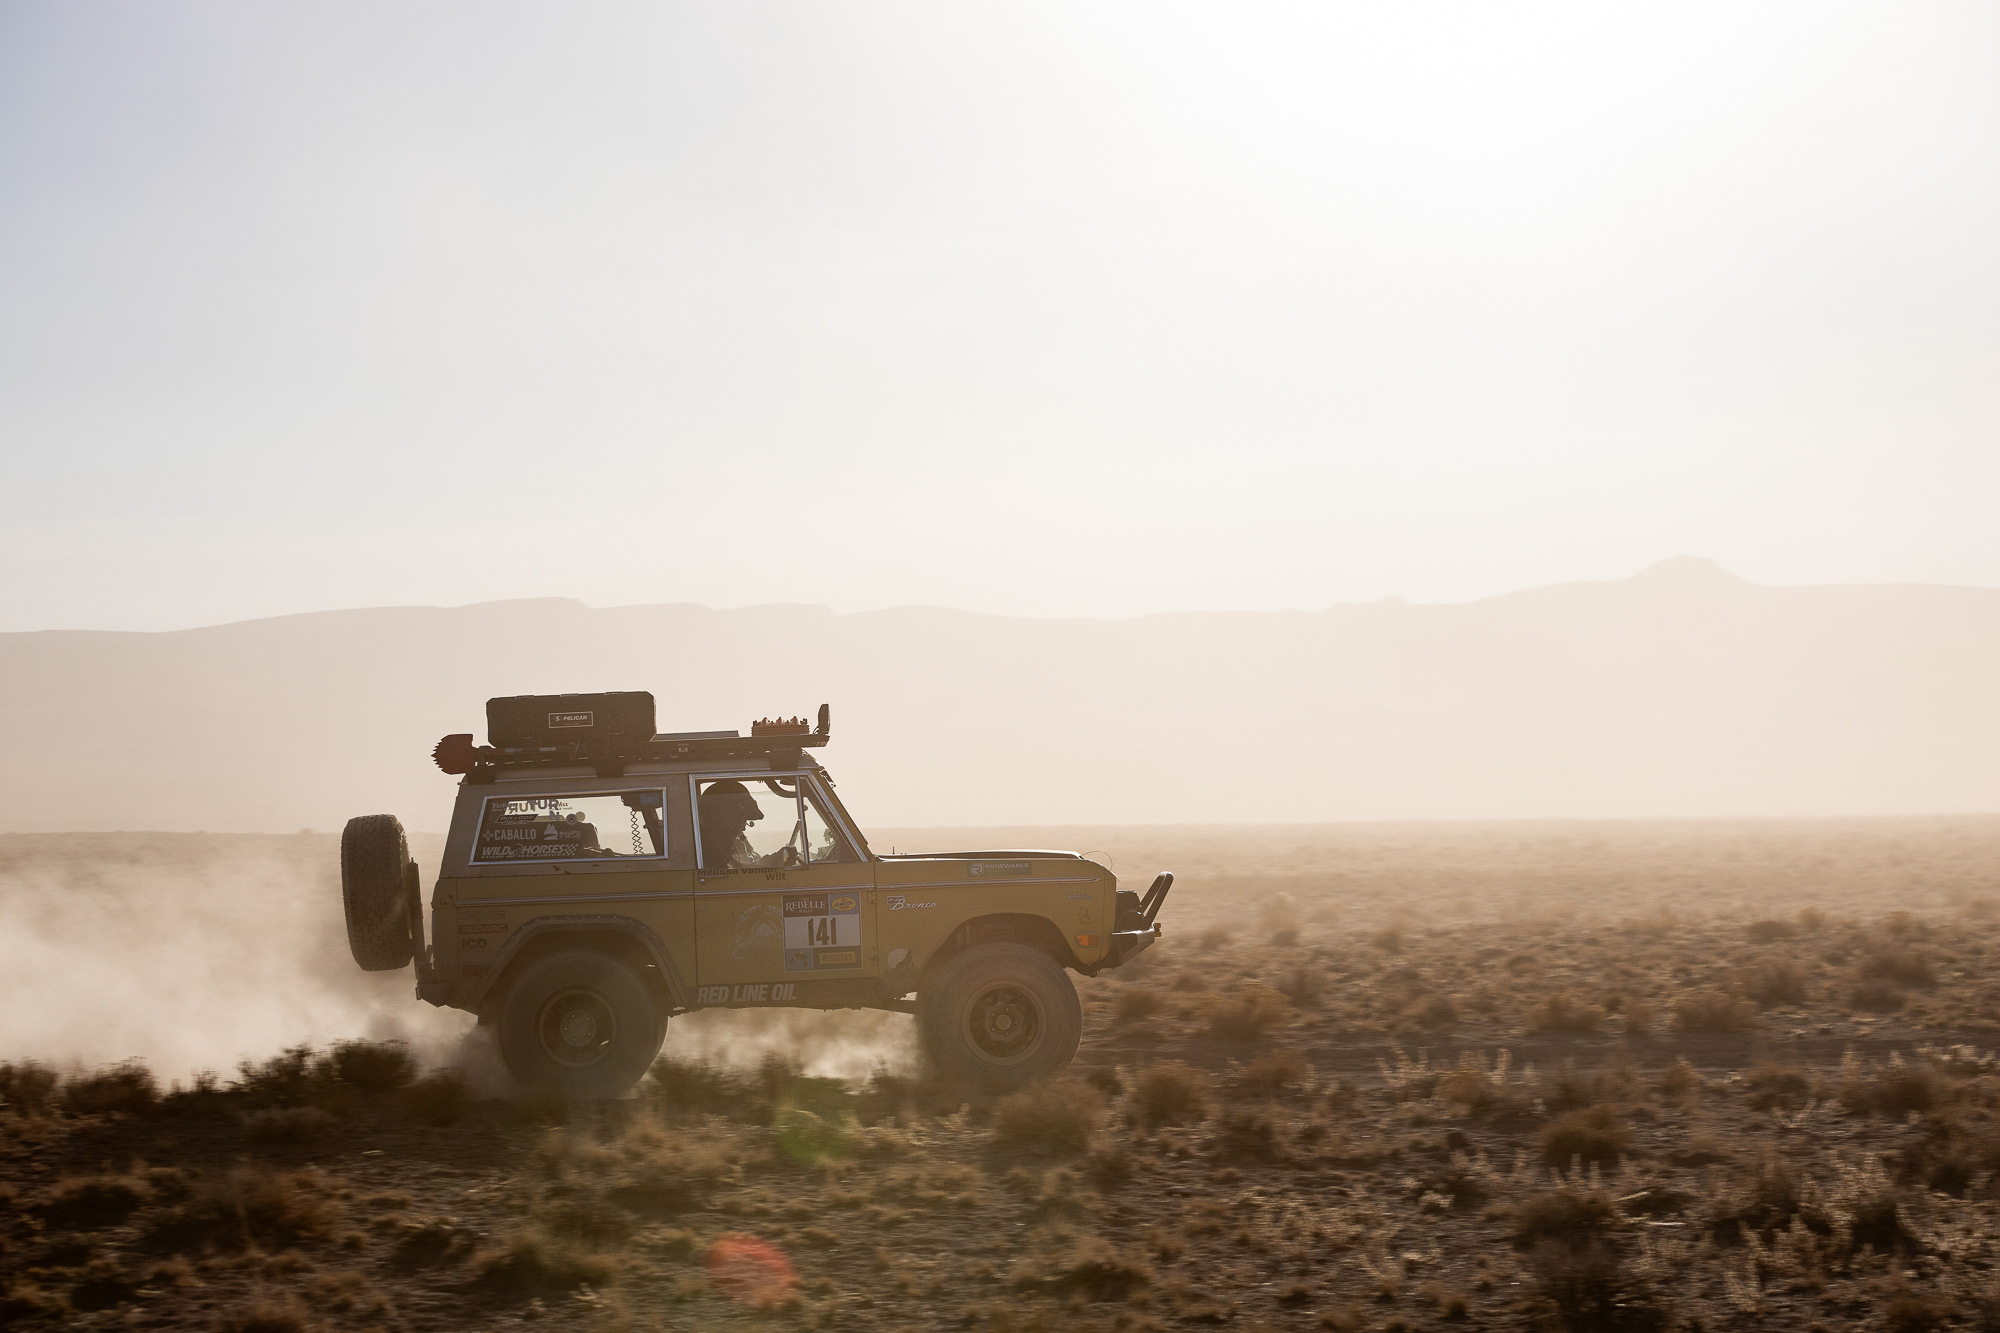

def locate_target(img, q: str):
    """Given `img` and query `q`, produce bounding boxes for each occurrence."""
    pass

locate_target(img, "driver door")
[690,774,874,998]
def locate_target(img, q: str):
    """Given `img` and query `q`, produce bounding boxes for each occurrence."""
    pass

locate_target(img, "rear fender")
[467,916,690,1018]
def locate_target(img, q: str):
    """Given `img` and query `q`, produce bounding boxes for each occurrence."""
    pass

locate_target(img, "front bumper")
[1111,924,1161,963]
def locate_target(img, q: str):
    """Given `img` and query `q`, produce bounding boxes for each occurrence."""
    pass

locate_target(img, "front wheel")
[918,943,1082,1090]
[498,951,662,1099]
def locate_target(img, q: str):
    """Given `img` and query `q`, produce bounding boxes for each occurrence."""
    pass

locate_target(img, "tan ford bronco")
[340,693,1171,1098]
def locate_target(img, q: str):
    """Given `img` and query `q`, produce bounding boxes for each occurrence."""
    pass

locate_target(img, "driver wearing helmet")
[699,780,795,869]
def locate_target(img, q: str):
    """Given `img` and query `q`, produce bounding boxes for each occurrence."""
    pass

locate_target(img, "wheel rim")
[537,986,617,1069]
[961,981,1045,1065]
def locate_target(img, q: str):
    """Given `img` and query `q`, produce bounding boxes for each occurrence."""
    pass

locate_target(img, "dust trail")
[0,833,472,1082]
[0,832,919,1087]
[659,1007,919,1082]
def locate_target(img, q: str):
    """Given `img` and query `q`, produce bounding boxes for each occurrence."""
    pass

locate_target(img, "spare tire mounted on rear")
[341,813,416,971]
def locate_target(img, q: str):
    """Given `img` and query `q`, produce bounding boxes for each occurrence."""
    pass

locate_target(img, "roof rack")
[434,703,831,783]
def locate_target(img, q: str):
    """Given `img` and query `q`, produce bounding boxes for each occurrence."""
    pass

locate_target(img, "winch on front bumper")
[1110,871,1173,963]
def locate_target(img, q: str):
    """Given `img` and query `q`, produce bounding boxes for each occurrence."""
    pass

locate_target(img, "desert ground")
[7,817,2000,1331]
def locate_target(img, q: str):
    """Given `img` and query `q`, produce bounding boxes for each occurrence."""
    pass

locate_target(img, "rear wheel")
[918,943,1082,1090]
[340,814,414,971]
[498,951,662,1099]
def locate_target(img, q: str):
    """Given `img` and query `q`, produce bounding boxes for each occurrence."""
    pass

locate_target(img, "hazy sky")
[3,2,1997,632]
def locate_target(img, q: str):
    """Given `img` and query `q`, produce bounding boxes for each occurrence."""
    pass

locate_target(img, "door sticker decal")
[783,892,863,972]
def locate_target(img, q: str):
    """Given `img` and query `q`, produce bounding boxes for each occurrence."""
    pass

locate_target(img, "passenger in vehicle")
[700,780,793,868]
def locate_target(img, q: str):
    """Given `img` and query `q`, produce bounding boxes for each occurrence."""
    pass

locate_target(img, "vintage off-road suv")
[340,692,1171,1098]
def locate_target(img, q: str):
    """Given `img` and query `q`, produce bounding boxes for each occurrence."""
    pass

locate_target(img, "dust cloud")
[0,832,918,1086]
[0,833,471,1082]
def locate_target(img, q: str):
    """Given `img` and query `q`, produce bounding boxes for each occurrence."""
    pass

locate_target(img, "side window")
[804,787,855,863]
[470,790,666,865]
[696,778,812,870]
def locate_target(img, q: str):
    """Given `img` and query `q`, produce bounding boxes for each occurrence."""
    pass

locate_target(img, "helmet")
[702,780,764,822]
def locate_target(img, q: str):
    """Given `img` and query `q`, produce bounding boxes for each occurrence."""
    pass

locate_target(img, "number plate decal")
[782,893,863,971]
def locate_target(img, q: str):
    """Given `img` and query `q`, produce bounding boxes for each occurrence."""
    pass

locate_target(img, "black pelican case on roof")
[486,691,657,751]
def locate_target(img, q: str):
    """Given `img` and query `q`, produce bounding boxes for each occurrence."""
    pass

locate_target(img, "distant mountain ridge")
[4,559,1996,831]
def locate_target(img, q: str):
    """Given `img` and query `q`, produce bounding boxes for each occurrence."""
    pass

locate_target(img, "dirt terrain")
[7,817,2000,1331]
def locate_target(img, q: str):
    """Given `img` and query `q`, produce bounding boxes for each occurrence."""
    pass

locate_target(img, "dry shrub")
[1049,1236,1153,1296]
[1274,964,1327,1008]
[1620,998,1657,1035]
[329,1040,416,1092]
[1235,1049,1307,1095]
[1400,992,1459,1028]
[305,1270,389,1317]
[603,1128,740,1214]
[1705,1155,1805,1238]
[472,1228,622,1291]
[992,1081,1104,1153]
[1114,988,1167,1023]
[148,1166,342,1252]
[649,1056,744,1113]
[62,1061,159,1116]
[1270,924,1302,946]
[1841,1054,1949,1116]
[1745,918,1797,943]
[1858,946,1937,989]
[0,1060,59,1116]
[1132,1061,1211,1126]
[401,1069,472,1126]
[1744,1062,1812,1111]
[1435,1066,1512,1115]
[1370,926,1405,953]
[1211,1105,1293,1163]
[244,1106,342,1143]
[1539,1105,1631,1168]
[1742,958,1809,1008]
[33,1172,155,1228]
[1671,989,1756,1033]
[1546,1059,1636,1113]
[1197,925,1234,949]
[232,1046,330,1108]
[1202,985,1293,1041]
[66,1258,140,1312]
[1525,1239,1669,1332]
[1880,910,1922,938]
[1083,1067,1122,1097]
[1648,1056,1696,1096]
[212,1294,315,1333]
[533,1190,638,1252]
[1509,1182,1621,1248]
[871,1161,985,1210]
[1526,993,1604,1034]
[1850,978,1907,1012]
[0,1279,65,1322]
[1883,1286,1957,1333]
[392,1215,479,1266]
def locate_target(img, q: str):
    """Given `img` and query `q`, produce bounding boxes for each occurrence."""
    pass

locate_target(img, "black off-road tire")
[341,814,415,971]
[497,951,663,1099]
[918,943,1082,1090]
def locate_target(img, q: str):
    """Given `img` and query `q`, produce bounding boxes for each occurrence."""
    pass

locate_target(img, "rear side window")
[471,790,667,864]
